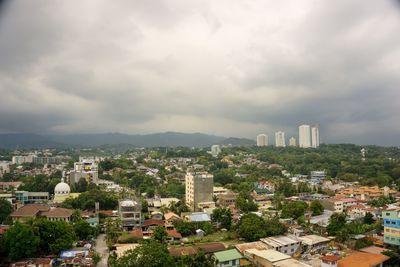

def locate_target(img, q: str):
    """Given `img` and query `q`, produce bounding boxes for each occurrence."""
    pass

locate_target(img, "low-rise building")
[260,235,302,255]
[298,235,331,254]
[337,251,389,267]
[218,192,239,207]
[320,199,343,213]
[213,249,242,267]
[244,249,290,267]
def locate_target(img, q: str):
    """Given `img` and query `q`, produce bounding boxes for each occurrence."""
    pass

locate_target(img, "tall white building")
[275,131,286,147]
[70,160,98,185]
[311,125,320,148]
[256,134,268,147]
[211,145,221,157]
[299,125,311,148]
[289,137,297,147]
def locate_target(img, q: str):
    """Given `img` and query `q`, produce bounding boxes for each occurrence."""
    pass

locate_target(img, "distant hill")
[0,132,255,149]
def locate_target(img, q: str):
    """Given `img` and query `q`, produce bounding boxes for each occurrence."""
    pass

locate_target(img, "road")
[95,234,109,267]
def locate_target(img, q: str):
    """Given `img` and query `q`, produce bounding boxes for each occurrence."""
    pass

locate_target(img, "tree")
[310,200,324,216]
[141,199,149,213]
[211,208,232,230]
[175,251,216,266]
[236,213,267,242]
[265,217,288,236]
[235,193,258,213]
[153,226,168,243]
[281,201,308,219]
[327,213,347,236]
[363,212,375,225]
[0,199,12,224]
[33,219,75,254]
[74,220,94,240]
[2,221,40,260]
[71,209,82,223]
[110,240,174,267]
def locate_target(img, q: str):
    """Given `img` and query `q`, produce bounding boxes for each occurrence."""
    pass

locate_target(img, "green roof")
[213,249,242,262]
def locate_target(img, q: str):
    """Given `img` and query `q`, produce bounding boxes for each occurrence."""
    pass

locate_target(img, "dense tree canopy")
[0,199,12,224]
[2,222,40,260]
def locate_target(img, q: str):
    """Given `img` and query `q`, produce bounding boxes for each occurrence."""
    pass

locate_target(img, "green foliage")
[173,220,214,237]
[61,186,118,210]
[363,212,375,225]
[281,201,308,219]
[236,214,287,242]
[73,220,94,240]
[33,219,75,255]
[0,199,12,224]
[235,192,258,213]
[310,200,324,216]
[327,213,347,236]
[213,169,236,185]
[211,208,232,230]
[2,221,40,260]
[367,197,395,207]
[153,226,168,242]
[174,251,216,267]
[19,174,60,194]
[110,240,174,267]
[354,238,373,249]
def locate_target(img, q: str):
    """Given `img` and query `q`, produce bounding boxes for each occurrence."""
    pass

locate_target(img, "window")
[386,213,390,216]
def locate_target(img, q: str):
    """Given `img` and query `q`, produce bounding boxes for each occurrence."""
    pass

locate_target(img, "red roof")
[11,204,49,217]
[0,225,10,235]
[130,229,144,238]
[169,242,226,257]
[143,219,164,227]
[321,255,340,262]
[167,229,182,239]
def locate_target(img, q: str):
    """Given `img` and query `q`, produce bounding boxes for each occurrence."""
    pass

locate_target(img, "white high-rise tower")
[275,131,286,147]
[311,125,320,148]
[289,137,297,147]
[256,134,268,147]
[299,125,311,148]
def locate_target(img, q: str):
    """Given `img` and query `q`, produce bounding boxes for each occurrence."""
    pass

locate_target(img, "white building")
[311,125,320,148]
[289,137,297,147]
[260,235,302,255]
[299,125,311,148]
[211,145,222,157]
[256,134,268,147]
[70,160,98,185]
[275,131,286,147]
[119,199,141,231]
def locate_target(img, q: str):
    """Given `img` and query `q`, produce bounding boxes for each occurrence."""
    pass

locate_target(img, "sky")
[0,0,400,145]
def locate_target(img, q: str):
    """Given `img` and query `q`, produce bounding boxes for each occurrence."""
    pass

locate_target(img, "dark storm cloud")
[0,0,400,145]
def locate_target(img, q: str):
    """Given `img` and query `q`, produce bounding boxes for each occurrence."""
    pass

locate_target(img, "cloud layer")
[0,0,400,145]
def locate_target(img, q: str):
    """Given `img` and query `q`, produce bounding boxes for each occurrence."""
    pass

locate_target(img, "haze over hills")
[0,132,256,149]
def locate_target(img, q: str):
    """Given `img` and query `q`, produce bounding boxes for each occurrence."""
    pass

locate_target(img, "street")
[95,234,109,267]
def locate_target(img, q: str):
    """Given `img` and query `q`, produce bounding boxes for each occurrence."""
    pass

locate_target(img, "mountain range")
[0,132,255,149]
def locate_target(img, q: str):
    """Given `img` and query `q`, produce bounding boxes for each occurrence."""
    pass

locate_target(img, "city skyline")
[1,1,400,146]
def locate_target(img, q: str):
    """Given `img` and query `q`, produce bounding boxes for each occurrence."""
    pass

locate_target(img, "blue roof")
[189,213,211,222]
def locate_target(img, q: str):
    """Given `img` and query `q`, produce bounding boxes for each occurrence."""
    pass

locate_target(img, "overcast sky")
[0,0,400,145]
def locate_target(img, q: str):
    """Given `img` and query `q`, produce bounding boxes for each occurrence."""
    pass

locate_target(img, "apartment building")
[383,208,400,247]
[185,172,214,211]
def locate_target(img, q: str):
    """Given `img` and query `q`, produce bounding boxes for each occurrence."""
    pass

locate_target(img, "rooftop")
[338,252,389,267]
[245,249,290,262]
[274,258,312,267]
[261,235,300,247]
[235,241,269,254]
[298,235,330,245]
[213,249,242,262]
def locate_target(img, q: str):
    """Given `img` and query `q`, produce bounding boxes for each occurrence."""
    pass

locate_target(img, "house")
[298,235,331,254]
[321,255,341,267]
[347,204,367,219]
[41,208,73,222]
[218,192,239,207]
[10,204,50,222]
[213,249,242,267]
[150,211,163,220]
[0,181,22,191]
[142,219,164,231]
[260,235,302,255]
[320,199,343,213]
[337,252,389,267]
[169,242,226,257]
[244,249,290,267]
[235,241,269,254]
[164,212,180,229]
[166,229,182,242]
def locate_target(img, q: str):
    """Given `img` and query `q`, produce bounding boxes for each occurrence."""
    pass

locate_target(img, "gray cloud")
[0,0,400,145]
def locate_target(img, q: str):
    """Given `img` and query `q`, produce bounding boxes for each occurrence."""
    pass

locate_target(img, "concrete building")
[320,199,344,213]
[15,191,49,204]
[70,160,98,185]
[257,134,268,147]
[383,208,400,247]
[289,137,297,147]
[213,249,242,267]
[185,172,214,211]
[299,125,311,148]
[298,235,330,254]
[211,145,222,157]
[311,125,320,148]
[310,171,326,181]
[275,131,286,147]
[119,199,142,231]
[260,235,302,255]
